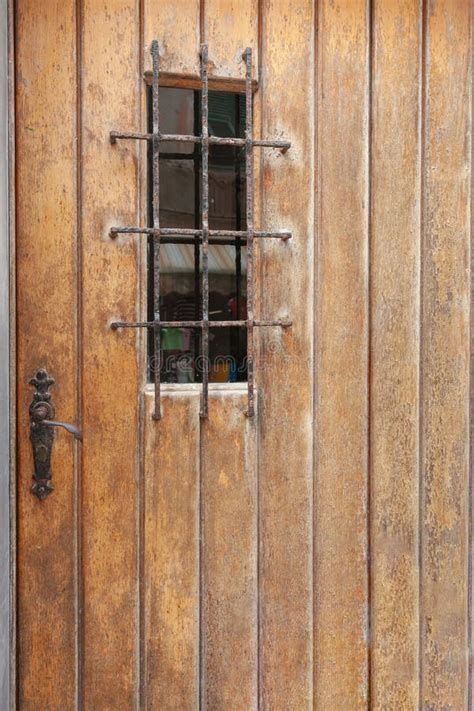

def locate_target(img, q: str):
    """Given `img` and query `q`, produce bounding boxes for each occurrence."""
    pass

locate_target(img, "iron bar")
[110,226,291,240]
[110,40,292,419]
[200,44,210,417]
[110,130,290,151]
[193,90,201,385]
[243,48,255,416]
[111,319,292,330]
[151,40,161,419]
[234,93,243,382]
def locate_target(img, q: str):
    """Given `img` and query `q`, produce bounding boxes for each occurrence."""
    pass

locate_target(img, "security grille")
[110,41,291,419]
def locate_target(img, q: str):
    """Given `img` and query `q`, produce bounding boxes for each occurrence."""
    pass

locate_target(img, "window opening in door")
[147,86,248,386]
[110,43,292,419]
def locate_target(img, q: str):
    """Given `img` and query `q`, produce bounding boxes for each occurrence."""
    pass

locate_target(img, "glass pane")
[148,86,247,384]
[159,87,195,154]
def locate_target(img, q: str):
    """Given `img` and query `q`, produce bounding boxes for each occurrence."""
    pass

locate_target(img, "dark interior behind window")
[147,86,248,384]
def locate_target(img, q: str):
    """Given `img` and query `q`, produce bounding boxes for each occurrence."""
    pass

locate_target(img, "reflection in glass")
[147,87,248,384]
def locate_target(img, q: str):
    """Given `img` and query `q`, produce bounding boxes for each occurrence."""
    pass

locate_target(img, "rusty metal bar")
[151,40,161,419]
[110,40,292,418]
[243,48,255,416]
[110,130,290,151]
[110,226,291,240]
[200,44,210,417]
[111,319,292,330]
[193,92,201,384]
[234,93,243,381]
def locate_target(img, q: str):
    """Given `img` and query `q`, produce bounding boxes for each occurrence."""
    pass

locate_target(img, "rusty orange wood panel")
[259,0,315,708]
[314,0,370,707]
[80,0,141,707]
[201,389,258,709]
[143,390,200,709]
[13,0,474,708]
[420,0,471,707]
[143,0,199,76]
[203,0,259,80]
[370,1,422,708]
[15,0,79,707]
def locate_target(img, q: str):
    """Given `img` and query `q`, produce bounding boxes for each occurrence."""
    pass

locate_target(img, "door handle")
[29,368,82,500]
[41,419,82,439]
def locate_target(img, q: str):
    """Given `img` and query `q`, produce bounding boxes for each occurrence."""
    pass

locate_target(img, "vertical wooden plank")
[141,4,200,707]
[370,1,421,708]
[421,1,471,707]
[203,0,258,79]
[80,0,140,707]
[314,0,369,707]
[201,5,259,707]
[15,1,78,708]
[259,1,314,708]
[0,0,11,702]
[143,390,200,710]
[201,389,258,710]
[143,0,199,75]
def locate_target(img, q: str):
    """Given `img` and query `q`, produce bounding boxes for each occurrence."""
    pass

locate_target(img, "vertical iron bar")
[200,45,210,417]
[151,40,161,419]
[193,90,201,382]
[244,48,255,416]
[234,94,242,378]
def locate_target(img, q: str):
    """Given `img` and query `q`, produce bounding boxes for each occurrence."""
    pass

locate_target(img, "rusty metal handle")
[42,419,82,440]
[29,368,81,500]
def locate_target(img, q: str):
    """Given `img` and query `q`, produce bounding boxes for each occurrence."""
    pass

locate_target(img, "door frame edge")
[1,0,15,708]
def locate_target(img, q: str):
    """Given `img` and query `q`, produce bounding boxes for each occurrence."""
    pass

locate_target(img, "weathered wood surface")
[143,0,199,76]
[143,390,200,710]
[420,1,471,708]
[259,1,315,708]
[315,1,370,707]
[370,1,422,708]
[80,0,141,707]
[203,0,258,80]
[15,1,79,707]
[14,1,474,708]
[201,389,258,710]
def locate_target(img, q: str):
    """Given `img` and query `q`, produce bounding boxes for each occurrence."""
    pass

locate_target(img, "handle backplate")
[29,368,81,500]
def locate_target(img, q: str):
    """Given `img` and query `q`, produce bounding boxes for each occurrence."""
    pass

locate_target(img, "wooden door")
[14,1,472,710]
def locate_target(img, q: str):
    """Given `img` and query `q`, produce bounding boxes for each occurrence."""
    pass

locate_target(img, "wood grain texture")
[421,1,471,707]
[370,1,421,708]
[258,1,314,707]
[314,0,370,707]
[15,0,78,707]
[14,2,474,708]
[80,0,140,706]
[143,390,200,710]
[201,389,258,710]
[143,0,199,76]
[203,0,258,80]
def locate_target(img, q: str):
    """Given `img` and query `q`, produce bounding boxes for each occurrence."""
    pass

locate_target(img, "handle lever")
[29,368,82,500]
[42,419,82,440]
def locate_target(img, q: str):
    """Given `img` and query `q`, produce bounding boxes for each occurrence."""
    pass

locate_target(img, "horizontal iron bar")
[111,319,292,330]
[110,130,290,150]
[110,226,291,240]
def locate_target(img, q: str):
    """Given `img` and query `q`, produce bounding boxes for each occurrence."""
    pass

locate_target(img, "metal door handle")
[29,368,82,500]
[41,419,82,439]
